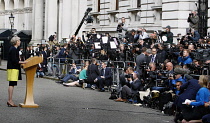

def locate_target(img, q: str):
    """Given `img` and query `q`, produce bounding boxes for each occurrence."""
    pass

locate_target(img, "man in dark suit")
[115,72,142,102]
[136,47,147,77]
[87,58,100,87]
[58,43,69,63]
[149,48,161,64]
[41,46,50,74]
[95,62,112,92]
[25,45,34,59]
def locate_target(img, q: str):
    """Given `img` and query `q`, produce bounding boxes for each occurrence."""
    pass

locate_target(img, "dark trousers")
[121,85,132,99]
[96,77,109,89]
[62,74,78,82]
[202,114,210,123]
[182,105,209,121]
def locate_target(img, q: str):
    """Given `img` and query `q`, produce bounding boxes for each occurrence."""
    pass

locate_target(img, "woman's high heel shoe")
[7,102,18,107]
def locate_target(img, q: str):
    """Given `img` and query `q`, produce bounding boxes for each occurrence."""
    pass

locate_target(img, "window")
[135,12,141,21]
[137,0,141,8]
[98,0,100,12]
[116,0,119,10]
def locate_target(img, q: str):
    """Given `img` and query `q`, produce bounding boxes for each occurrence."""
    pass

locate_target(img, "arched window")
[137,0,141,8]
[19,0,24,9]
[8,0,14,10]
[0,0,5,11]
[97,0,100,12]
[116,0,119,10]
[29,0,33,7]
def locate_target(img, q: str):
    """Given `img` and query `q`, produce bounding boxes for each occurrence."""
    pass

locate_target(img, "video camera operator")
[69,40,82,64]
[187,11,199,31]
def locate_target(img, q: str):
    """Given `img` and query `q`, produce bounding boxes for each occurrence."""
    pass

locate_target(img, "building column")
[58,0,63,42]
[31,0,44,44]
[24,7,33,30]
[162,1,197,43]
[44,0,58,40]
[61,0,72,39]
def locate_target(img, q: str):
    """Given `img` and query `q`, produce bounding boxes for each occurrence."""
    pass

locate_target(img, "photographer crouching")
[114,72,142,103]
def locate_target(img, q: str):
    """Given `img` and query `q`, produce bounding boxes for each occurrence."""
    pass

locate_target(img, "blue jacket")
[190,87,210,106]
[188,31,200,42]
[171,76,186,94]
[178,56,192,65]
[174,79,201,108]
[58,48,71,62]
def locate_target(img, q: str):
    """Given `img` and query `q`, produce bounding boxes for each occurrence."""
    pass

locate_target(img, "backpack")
[109,89,118,100]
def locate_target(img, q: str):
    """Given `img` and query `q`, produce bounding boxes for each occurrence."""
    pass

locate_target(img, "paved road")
[0,70,174,123]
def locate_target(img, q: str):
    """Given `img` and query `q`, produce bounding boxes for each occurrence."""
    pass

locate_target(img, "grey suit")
[136,53,146,76]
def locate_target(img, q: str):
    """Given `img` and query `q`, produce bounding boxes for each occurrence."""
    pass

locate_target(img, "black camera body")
[125,74,133,79]
[189,13,193,16]
[117,23,124,33]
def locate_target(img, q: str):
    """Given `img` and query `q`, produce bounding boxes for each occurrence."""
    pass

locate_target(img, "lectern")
[19,56,43,108]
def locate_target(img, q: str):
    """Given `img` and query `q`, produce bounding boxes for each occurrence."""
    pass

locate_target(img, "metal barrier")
[47,58,131,86]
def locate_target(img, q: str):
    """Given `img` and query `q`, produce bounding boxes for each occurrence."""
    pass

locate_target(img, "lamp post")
[9,13,15,37]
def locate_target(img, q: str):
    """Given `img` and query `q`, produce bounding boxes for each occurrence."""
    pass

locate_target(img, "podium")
[19,56,43,108]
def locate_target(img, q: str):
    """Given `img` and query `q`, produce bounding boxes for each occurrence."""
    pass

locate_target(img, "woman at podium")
[7,36,26,107]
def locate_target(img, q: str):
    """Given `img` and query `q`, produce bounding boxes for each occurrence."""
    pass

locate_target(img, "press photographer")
[178,49,193,65]
[187,11,199,31]
[187,28,200,43]
[168,68,189,94]
[144,62,157,88]
[115,72,142,102]
[117,17,128,40]
[138,28,149,40]
[160,25,173,44]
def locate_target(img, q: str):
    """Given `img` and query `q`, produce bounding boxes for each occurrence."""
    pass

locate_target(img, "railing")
[47,58,133,86]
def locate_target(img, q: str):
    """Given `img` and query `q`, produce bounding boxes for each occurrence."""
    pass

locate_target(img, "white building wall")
[86,0,210,42]
[0,0,209,44]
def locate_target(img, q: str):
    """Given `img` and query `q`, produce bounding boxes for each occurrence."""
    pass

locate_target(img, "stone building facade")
[0,0,209,44]
[0,0,87,44]
[86,0,210,41]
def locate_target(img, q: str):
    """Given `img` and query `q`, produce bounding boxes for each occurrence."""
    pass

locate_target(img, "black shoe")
[56,81,63,84]
[100,88,105,92]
